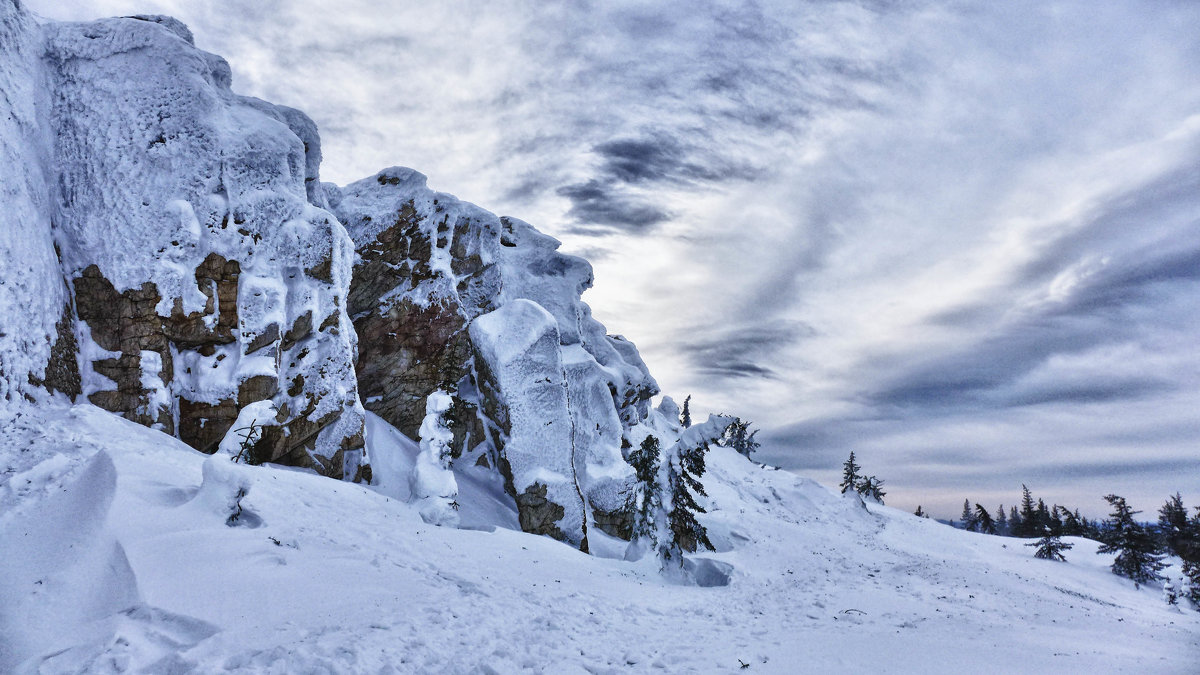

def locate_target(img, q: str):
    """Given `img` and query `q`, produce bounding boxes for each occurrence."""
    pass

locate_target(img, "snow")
[3,401,1197,672]
[411,389,461,527]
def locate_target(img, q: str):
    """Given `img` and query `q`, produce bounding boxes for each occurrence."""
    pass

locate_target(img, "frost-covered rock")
[333,168,660,549]
[0,1,79,404]
[0,7,366,478]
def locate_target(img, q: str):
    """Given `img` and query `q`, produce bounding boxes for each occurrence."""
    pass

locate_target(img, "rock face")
[1,9,365,479]
[332,168,661,549]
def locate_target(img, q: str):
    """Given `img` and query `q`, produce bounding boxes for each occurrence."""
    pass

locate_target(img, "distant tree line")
[947,485,1200,605]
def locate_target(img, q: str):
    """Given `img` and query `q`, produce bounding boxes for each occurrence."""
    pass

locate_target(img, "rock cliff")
[331,168,660,549]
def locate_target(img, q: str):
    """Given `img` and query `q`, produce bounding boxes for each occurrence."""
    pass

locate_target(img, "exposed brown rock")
[163,253,240,349]
[178,397,238,454]
[348,205,495,443]
[70,258,360,478]
[74,265,172,433]
[237,374,278,408]
[245,323,279,354]
[514,482,567,542]
[592,503,633,541]
[35,303,81,398]
[281,310,312,351]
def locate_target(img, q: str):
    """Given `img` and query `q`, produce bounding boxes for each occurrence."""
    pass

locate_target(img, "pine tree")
[1060,508,1083,537]
[961,499,978,531]
[857,476,885,504]
[1158,492,1189,556]
[1179,507,1200,607]
[719,417,760,458]
[1184,559,1200,607]
[840,452,861,495]
[665,442,713,556]
[975,504,996,534]
[1049,505,1065,535]
[646,415,730,572]
[679,395,692,428]
[1036,498,1051,532]
[1098,494,1166,588]
[411,390,461,527]
[627,435,662,547]
[1009,506,1021,537]
[1027,533,1073,561]
[914,505,928,518]
[995,505,1008,535]
[1015,485,1038,538]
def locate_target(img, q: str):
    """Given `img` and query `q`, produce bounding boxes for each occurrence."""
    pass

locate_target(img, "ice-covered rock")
[0,1,79,404]
[0,6,365,478]
[333,168,659,549]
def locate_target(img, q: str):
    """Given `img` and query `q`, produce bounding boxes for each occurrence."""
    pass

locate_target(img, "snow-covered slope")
[3,402,1196,673]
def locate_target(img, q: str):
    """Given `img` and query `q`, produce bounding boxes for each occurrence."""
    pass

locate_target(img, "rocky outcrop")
[332,168,660,548]
[0,10,366,479]
[2,5,669,534]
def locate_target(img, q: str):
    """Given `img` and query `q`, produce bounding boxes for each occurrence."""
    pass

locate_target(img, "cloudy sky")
[30,0,1200,519]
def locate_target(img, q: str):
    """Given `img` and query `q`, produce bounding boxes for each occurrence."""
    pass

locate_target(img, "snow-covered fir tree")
[719,417,760,459]
[960,499,977,531]
[995,505,1008,535]
[1035,499,1051,533]
[665,438,714,558]
[1061,508,1084,537]
[1183,558,1200,608]
[914,505,928,518]
[1048,505,1064,535]
[1176,506,1200,608]
[627,415,730,576]
[840,451,861,494]
[679,395,692,428]
[410,390,460,527]
[1098,494,1165,588]
[1015,485,1038,538]
[974,504,996,534]
[626,435,663,555]
[856,476,885,504]
[1158,492,1189,557]
[1027,532,1073,562]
